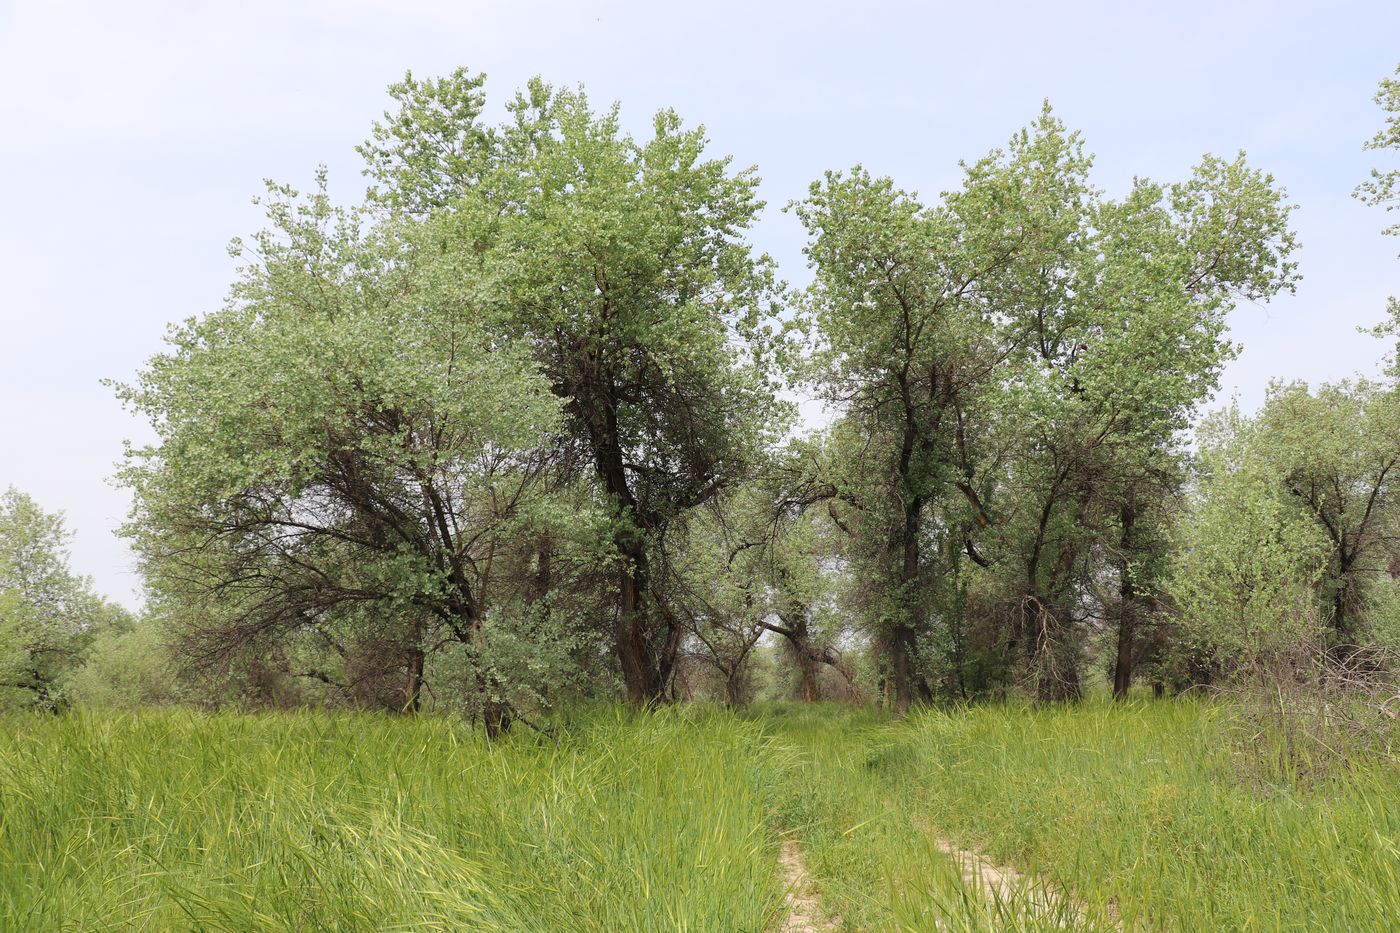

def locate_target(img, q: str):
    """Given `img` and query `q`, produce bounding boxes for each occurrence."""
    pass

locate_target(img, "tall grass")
[901,698,1400,930]
[761,703,1106,931]
[5,700,1399,930]
[0,707,785,931]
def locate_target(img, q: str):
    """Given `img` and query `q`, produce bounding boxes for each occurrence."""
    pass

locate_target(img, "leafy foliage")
[0,488,126,709]
[793,105,1298,702]
[1356,62,1400,244]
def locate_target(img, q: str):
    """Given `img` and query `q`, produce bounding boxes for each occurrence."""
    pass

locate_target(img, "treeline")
[4,64,1398,729]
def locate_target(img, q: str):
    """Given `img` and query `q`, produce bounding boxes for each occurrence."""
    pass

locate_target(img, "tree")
[1359,62,1400,392]
[115,177,579,734]
[1178,379,1400,660]
[1168,408,1330,672]
[987,146,1297,699]
[67,613,185,708]
[761,483,858,704]
[1255,380,1400,646]
[0,488,124,709]
[117,69,787,721]
[361,71,787,705]
[670,472,856,706]
[669,497,772,707]
[791,109,1090,709]
[797,106,1298,704]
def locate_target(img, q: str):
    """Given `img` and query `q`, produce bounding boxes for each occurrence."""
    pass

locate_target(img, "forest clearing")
[4,5,1400,931]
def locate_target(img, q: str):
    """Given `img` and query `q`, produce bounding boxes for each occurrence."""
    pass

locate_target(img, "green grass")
[761,703,1112,931]
[3,700,1399,931]
[898,698,1400,930]
[0,707,785,931]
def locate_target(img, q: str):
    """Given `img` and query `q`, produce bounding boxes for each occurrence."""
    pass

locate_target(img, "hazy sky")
[1,0,1397,607]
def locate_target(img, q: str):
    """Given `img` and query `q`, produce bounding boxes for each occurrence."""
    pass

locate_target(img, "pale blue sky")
[1,0,1397,607]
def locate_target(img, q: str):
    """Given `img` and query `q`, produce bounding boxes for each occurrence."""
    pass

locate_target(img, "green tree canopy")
[360,71,789,704]
[796,106,1298,703]
[115,173,573,728]
[0,488,125,709]
[117,68,790,719]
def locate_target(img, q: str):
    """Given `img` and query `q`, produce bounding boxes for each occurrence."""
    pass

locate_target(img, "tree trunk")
[614,559,658,706]
[1332,552,1355,648]
[1113,502,1136,700]
[891,625,916,713]
[773,609,847,704]
[483,701,512,739]
[536,540,552,596]
[1112,619,1134,700]
[723,673,743,708]
[404,644,425,713]
[459,603,513,737]
[798,650,819,703]
[585,393,672,708]
[571,378,674,706]
[891,495,924,714]
[1028,489,1090,704]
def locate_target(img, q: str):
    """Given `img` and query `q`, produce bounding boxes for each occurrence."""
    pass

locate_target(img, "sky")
[1,0,1397,608]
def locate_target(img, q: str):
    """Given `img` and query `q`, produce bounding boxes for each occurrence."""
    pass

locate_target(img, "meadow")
[2,701,1398,931]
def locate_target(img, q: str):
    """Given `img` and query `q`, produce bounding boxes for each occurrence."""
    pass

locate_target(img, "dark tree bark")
[1113,502,1137,700]
[798,654,819,702]
[404,644,425,713]
[1025,485,1091,703]
[483,702,512,739]
[723,674,744,708]
[890,429,926,714]
[570,377,682,707]
[1112,615,1134,700]
[764,610,857,704]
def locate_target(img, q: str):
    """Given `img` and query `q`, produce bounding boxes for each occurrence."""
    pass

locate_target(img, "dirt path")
[924,826,1028,902]
[917,822,1113,929]
[776,838,839,932]
[777,828,1105,932]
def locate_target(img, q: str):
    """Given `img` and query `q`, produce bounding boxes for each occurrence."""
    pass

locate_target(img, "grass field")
[2,701,1398,931]
[767,701,1400,930]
